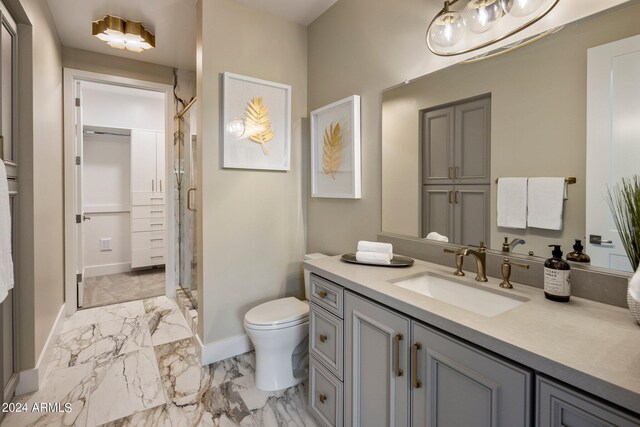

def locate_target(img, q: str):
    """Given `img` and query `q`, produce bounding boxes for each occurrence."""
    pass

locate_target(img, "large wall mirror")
[381,2,640,274]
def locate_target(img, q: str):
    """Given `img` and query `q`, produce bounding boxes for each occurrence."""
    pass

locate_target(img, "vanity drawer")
[310,303,343,380]
[131,231,165,250]
[310,356,343,427]
[131,192,165,205]
[132,248,164,268]
[131,218,165,232]
[310,275,344,318]
[132,205,165,219]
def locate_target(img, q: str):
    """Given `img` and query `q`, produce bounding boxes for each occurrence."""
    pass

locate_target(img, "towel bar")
[495,177,577,184]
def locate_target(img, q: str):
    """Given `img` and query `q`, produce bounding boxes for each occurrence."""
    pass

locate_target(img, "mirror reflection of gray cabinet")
[344,291,410,427]
[536,376,640,427]
[412,322,532,427]
[422,185,490,245]
[422,97,490,186]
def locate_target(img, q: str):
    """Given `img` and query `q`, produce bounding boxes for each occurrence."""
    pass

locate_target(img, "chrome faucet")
[502,237,526,253]
[444,242,488,282]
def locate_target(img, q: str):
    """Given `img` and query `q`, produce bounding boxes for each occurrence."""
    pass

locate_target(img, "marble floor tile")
[94,316,153,362]
[83,269,165,309]
[96,300,145,324]
[144,296,193,346]
[48,324,99,371]
[2,363,93,427]
[210,352,255,388]
[96,404,172,427]
[87,348,166,426]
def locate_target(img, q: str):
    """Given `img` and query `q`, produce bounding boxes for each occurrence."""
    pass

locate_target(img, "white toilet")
[244,253,327,391]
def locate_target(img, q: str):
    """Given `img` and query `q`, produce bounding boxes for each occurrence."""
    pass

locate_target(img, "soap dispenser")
[567,239,591,263]
[544,245,571,302]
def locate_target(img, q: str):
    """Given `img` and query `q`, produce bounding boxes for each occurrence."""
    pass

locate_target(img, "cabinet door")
[155,132,165,194]
[454,97,491,184]
[537,376,640,427]
[411,322,532,427]
[422,185,453,240]
[344,291,410,427]
[131,130,158,193]
[453,185,490,246]
[422,107,454,185]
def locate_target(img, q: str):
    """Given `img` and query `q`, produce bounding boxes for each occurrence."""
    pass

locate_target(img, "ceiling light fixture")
[92,15,155,53]
[426,0,559,56]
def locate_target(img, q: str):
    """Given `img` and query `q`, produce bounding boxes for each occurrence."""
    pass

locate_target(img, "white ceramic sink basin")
[391,272,528,317]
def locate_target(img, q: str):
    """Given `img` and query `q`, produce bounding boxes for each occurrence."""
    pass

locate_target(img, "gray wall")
[382,3,640,257]
[197,0,308,346]
[306,0,630,256]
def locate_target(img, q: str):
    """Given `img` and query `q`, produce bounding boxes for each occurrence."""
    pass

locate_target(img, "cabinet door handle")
[454,166,459,179]
[448,166,453,179]
[319,394,327,404]
[454,190,459,204]
[394,333,403,377]
[187,188,196,212]
[448,190,453,204]
[159,180,162,192]
[152,179,155,192]
[318,290,327,299]
[319,334,327,343]
[412,342,422,389]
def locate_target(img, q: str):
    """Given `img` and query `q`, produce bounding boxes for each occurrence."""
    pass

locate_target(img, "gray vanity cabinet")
[412,322,532,427]
[344,291,411,427]
[536,376,640,427]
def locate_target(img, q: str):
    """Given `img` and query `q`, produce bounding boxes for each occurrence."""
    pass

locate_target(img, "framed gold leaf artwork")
[222,73,291,170]
[311,95,361,198]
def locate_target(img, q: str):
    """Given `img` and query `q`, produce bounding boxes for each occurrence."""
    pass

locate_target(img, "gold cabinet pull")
[454,166,459,179]
[319,394,327,404]
[412,342,422,388]
[394,333,403,377]
[448,190,453,204]
[448,166,453,179]
[454,190,459,204]
[319,334,327,343]
[187,187,196,212]
[318,290,327,299]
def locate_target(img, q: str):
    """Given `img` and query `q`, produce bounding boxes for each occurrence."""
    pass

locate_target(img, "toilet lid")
[245,297,309,327]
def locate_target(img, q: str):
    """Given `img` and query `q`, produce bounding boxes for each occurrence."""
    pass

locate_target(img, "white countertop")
[304,255,640,414]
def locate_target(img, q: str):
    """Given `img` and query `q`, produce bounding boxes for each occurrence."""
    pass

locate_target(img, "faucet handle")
[499,257,530,289]
[479,241,487,251]
[443,247,459,254]
[443,248,465,276]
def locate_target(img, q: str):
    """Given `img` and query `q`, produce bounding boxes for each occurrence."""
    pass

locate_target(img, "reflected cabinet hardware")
[589,234,613,245]
[500,257,530,289]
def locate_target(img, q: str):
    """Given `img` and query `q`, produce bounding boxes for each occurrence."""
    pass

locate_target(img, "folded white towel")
[527,177,566,230]
[497,178,528,229]
[356,251,392,265]
[630,265,640,301]
[357,241,393,256]
[0,161,14,304]
[425,232,449,243]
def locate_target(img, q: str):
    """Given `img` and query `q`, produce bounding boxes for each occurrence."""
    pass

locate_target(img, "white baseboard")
[16,303,66,395]
[196,333,253,366]
[84,262,131,278]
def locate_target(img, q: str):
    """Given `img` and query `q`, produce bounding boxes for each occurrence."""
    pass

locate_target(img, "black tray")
[340,252,414,267]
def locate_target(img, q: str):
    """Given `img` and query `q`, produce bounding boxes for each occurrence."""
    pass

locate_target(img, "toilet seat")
[244,297,309,330]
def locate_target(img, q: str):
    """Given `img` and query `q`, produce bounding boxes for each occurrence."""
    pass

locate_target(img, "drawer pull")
[151,223,163,226]
[318,290,328,299]
[319,334,327,343]
[151,210,163,213]
[151,238,163,241]
[151,256,163,259]
[394,333,403,377]
[319,394,327,404]
[412,342,422,389]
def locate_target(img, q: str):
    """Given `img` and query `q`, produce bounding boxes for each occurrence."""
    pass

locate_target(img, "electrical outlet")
[99,238,112,251]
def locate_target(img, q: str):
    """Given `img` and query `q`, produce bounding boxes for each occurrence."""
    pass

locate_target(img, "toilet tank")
[303,253,328,299]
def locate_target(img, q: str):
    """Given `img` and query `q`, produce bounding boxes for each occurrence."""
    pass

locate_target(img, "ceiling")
[46,0,336,71]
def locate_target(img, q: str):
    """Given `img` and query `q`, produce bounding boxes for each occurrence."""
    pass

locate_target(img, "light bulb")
[463,0,504,34]
[226,119,246,138]
[500,0,545,17]
[428,10,465,48]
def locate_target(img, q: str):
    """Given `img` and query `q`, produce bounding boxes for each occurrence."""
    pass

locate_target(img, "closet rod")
[494,176,577,184]
[83,130,130,137]
[176,96,197,119]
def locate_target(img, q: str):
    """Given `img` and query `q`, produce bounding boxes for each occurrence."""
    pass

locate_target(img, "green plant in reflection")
[608,175,640,270]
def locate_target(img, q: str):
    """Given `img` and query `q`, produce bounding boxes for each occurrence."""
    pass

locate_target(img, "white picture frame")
[222,72,291,171]
[310,95,361,198]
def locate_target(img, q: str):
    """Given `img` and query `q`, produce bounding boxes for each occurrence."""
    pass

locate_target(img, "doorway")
[64,69,175,314]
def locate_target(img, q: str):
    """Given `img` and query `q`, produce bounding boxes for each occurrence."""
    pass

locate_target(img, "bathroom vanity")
[304,256,640,427]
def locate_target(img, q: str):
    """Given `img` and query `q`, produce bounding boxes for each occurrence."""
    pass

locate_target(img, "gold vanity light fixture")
[92,15,155,53]
[426,0,559,56]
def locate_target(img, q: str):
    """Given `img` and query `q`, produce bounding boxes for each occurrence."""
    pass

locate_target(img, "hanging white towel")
[356,241,393,256]
[0,161,13,304]
[527,177,566,230]
[425,232,449,242]
[497,178,528,229]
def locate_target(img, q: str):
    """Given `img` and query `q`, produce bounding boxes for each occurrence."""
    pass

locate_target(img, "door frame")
[63,68,175,316]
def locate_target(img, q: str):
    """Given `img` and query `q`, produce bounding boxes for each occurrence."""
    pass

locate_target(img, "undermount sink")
[391,272,528,317]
